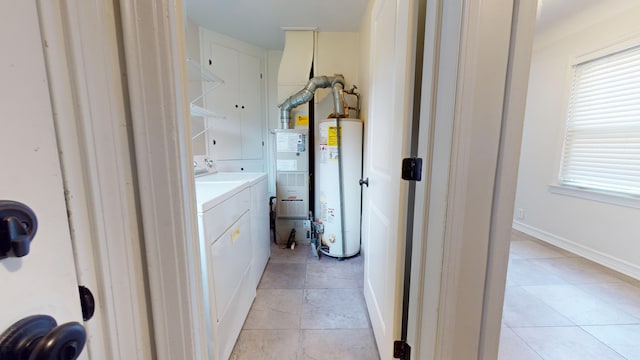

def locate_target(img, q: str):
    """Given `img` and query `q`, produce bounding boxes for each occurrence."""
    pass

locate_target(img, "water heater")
[315,118,363,257]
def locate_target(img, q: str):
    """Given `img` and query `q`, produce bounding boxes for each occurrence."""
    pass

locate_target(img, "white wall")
[514,5,640,278]
[314,32,360,119]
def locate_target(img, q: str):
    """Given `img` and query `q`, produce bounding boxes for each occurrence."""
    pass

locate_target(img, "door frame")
[115,0,538,359]
[117,1,207,359]
[36,0,153,358]
[406,0,538,359]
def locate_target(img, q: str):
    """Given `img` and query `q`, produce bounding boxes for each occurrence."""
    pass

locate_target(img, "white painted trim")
[37,3,108,357]
[548,184,640,209]
[479,1,539,359]
[38,0,152,358]
[513,221,640,280]
[413,0,522,358]
[573,32,640,65]
[407,0,459,358]
[119,0,206,359]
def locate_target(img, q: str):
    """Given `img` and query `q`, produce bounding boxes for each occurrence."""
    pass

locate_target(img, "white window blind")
[559,44,640,197]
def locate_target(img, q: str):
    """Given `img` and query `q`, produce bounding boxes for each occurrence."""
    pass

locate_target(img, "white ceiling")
[186,0,369,50]
[186,0,633,50]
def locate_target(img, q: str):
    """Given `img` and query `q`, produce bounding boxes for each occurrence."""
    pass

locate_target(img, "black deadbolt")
[0,200,38,259]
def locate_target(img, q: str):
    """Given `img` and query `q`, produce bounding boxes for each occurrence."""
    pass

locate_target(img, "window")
[559,43,640,197]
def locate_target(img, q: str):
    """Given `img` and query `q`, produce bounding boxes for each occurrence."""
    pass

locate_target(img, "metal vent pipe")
[278,75,345,129]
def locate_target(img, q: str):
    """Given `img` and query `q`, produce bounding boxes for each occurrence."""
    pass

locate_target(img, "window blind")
[559,44,640,196]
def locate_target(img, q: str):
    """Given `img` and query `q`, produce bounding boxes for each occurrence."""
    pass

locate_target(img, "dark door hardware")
[393,340,411,359]
[0,314,86,360]
[401,157,423,181]
[0,200,38,259]
[359,178,369,187]
[78,286,96,321]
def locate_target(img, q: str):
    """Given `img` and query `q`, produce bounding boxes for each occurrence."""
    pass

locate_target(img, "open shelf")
[190,104,225,119]
[187,57,225,141]
[187,57,224,86]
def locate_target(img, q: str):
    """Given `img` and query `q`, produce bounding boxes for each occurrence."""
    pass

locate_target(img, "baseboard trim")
[512,221,640,281]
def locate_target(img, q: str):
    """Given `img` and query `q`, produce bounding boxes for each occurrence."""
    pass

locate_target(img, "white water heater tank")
[315,118,363,257]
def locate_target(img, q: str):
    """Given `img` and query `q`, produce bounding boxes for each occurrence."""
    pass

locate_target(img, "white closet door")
[206,42,242,160]
[238,52,264,160]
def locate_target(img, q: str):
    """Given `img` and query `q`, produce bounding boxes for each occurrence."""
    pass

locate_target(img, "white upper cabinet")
[201,29,266,170]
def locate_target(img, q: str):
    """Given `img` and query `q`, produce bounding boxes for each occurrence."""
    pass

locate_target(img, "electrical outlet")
[516,208,525,220]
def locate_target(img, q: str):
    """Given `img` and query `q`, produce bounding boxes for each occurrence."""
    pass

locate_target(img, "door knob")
[0,315,86,360]
[359,178,369,187]
[0,200,38,259]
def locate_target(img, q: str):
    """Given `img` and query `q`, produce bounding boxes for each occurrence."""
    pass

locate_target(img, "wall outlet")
[516,208,525,220]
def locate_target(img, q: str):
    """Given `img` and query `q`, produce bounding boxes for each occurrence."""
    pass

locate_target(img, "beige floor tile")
[497,327,542,360]
[580,282,640,319]
[301,288,370,329]
[502,286,574,327]
[270,243,313,264]
[582,324,640,360]
[509,240,571,259]
[243,289,303,329]
[299,329,380,360]
[258,262,307,289]
[530,257,626,285]
[305,256,364,289]
[523,284,640,325]
[510,231,577,259]
[513,326,626,360]
[230,329,300,360]
[506,258,569,286]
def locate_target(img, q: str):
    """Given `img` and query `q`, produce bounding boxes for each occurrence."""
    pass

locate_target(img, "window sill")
[548,184,640,209]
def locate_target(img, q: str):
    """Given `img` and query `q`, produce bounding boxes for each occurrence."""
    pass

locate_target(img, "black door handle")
[359,178,369,187]
[0,315,86,360]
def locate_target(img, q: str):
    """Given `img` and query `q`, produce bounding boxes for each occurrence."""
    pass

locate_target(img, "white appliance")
[315,118,363,257]
[194,172,269,359]
[274,129,310,244]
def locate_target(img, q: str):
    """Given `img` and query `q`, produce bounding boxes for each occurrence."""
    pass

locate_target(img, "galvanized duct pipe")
[278,75,345,129]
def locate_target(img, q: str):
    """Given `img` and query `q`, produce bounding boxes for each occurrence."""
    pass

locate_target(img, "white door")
[362,0,414,359]
[0,1,84,356]
[238,51,263,160]
[206,42,242,160]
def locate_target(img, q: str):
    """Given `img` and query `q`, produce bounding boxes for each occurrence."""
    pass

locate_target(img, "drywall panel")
[278,31,314,88]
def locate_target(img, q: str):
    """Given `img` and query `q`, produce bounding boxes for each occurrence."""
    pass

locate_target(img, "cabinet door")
[238,52,264,160]
[205,43,242,160]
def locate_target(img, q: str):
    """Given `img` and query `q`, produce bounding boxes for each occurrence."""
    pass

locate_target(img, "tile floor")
[499,230,640,360]
[229,231,640,359]
[230,243,380,360]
